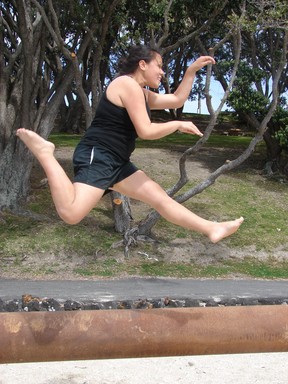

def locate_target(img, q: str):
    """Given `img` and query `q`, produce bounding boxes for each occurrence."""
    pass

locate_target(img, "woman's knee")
[57,208,85,225]
[58,185,103,224]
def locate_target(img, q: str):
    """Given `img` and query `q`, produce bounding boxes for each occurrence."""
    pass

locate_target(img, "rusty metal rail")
[1,306,288,364]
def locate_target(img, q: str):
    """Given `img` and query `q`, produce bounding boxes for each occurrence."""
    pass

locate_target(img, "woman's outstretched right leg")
[112,170,244,243]
[16,128,103,224]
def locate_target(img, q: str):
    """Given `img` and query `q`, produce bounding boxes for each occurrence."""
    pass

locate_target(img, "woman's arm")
[107,76,203,140]
[147,56,215,110]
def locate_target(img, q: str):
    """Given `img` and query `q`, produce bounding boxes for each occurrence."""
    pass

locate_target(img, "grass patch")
[199,258,288,279]
[137,132,254,149]
[49,133,81,147]
[70,256,288,279]
[182,174,288,252]
[49,132,257,151]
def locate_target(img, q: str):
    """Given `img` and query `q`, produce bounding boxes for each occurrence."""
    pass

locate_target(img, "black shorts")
[73,143,138,191]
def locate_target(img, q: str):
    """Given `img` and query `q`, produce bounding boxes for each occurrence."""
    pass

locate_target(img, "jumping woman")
[17,45,243,243]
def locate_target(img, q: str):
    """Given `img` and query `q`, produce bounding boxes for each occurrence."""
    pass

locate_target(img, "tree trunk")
[263,128,282,174]
[0,137,33,212]
[0,62,75,212]
[56,99,84,133]
[110,191,132,233]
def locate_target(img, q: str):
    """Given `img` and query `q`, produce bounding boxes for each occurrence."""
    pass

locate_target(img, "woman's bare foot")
[208,217,244,243]
[16,128,55,160]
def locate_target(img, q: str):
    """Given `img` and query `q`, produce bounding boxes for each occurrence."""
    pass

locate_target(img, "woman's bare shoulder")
[107,76,145,107]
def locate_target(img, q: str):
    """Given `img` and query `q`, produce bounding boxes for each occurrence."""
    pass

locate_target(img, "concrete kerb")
[0,278,288,312]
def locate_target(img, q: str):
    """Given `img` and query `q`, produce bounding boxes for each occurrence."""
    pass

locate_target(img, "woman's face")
[144,53,164,88]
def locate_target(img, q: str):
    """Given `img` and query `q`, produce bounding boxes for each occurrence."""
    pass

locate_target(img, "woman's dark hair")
[117,45,161,75]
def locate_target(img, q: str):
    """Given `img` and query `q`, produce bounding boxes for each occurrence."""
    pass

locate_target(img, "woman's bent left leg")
[16,128,104,224]
[112,170,243,243]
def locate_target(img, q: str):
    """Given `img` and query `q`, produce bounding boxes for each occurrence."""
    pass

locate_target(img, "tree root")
[112,226,159,257]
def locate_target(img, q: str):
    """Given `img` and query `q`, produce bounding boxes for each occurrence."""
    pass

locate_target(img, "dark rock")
[101,301,118,310]
[259,297,288,305]
[184,298,202,307]
[241,298,260,306]
[223,298,239,306]
[205,300,219,307]
[23,300,41,312]
[165,299,184,308]
[149,299,162,308]
[134,299,152,309]
[117,301,132,309]
[5,300,20,312]
[41,298,62,311]
[64,300,82,311]
[84,303,102,310]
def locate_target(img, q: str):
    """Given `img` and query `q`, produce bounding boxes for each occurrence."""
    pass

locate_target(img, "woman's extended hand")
[189,56,215,72]
[178,121,203,137]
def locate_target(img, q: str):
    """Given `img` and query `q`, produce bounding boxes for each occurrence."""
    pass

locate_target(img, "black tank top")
[80,92,151,161]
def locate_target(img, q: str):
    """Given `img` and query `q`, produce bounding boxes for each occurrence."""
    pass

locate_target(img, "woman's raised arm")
[147,56,215,110]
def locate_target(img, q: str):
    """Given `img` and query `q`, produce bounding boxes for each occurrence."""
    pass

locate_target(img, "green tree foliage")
[0,0,123,212]
[226,63,270,115]
[273,107,288,150]
[0,0,287,231]
[197,0,288,171]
